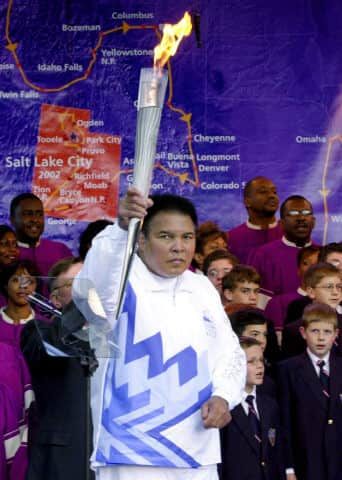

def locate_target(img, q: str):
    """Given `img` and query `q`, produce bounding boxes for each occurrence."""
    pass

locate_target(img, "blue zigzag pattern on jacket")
[111,282,198,417]
[99,281,211,467]
[124,282,198,383]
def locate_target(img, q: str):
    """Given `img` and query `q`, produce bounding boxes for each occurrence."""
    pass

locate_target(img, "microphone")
[27,292,62,317]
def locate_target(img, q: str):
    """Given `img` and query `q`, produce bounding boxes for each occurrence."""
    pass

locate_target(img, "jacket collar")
[133,254,193,293]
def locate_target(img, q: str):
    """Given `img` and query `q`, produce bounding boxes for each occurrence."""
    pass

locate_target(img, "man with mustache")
[250,195,317,298]
[227,177,283,265]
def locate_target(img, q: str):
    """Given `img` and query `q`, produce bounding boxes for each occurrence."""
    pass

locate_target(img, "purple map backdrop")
[0,0,341,253]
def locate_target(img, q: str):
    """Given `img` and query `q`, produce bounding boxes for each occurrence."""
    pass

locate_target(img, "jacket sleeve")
[73,223,128,328]
[212,313,246,409]
[201,279,246,410]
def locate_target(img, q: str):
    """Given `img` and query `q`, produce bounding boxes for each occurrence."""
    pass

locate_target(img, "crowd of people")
[0,177,341,480]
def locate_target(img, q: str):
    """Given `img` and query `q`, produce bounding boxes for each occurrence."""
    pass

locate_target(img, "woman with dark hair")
[0,259,37,479]
[0,225,19,270]
[0,260,39,347]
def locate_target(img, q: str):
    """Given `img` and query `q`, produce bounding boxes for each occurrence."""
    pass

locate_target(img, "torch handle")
[115,218,141,319]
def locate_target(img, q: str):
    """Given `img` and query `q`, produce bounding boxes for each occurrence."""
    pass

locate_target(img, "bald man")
[227,177,283,264]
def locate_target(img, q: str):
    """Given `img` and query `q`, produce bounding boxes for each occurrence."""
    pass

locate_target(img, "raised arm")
[73,188,152,325]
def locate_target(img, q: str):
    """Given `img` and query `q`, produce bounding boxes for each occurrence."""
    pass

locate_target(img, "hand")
[118,187,153,230]
[201,396,231,429]
[286,474,297,480]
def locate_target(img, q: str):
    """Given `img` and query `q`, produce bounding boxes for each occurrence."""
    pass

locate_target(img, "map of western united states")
[0,0,341,249]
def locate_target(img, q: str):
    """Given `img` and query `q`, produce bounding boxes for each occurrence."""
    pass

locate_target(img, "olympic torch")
[115,12,192,319]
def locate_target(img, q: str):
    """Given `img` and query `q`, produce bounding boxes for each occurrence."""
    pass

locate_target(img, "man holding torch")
[75,187,246,480]
[73,12,245,479]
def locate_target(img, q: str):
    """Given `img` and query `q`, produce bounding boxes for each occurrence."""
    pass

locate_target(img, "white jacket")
[74,223,246,469]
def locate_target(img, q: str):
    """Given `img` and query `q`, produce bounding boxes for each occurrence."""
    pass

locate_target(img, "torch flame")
[154,12,192,69]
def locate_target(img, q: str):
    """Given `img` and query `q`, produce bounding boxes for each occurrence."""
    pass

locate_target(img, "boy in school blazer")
[278,302,342,480]
[220,337,285,480]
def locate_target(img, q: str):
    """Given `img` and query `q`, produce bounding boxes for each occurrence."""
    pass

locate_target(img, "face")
[300,321,338,358]
[245,345,265,390]
[7,268,36,307]
[202,234,227,257]
[307,274,342,309]
[224,281,260,308]
[11,198,44,243]
[326,252,342,271]
[50,262,83,309]
[244,178,279,215]
[298,251,319,278]
[242,323,268,351]
[0,232,19,266]
[139,211,196,278]
[281,198,315,244]
[207,258,234,294]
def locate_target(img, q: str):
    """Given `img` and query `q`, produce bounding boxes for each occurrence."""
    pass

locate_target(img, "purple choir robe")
[0,315,27,349]
[250,238,306,296]
[227,221,283,264]
[0,310,48,349]
[0,343,33,480]
[264,290,306,331]
[18,238,72,276]
[0,322,33,414]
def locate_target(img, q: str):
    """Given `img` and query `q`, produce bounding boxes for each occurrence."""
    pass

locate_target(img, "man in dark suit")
[220,337,285,480]
[278,303,342,480]
[21,257,96,480]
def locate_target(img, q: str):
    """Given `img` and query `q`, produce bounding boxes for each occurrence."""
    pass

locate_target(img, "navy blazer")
[219,392,285,480]
[278,352,342,480]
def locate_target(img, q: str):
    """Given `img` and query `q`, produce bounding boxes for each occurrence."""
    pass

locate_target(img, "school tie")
[317,360,330,395]
[246,395,261,442]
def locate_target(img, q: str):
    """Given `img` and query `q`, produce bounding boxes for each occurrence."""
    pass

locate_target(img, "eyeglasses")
[285,209,313,217]
[10,275,36,286]
[329,260,341,268]
[315,284,342,292]
[207,268,232,279]
[52,280,73,294]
